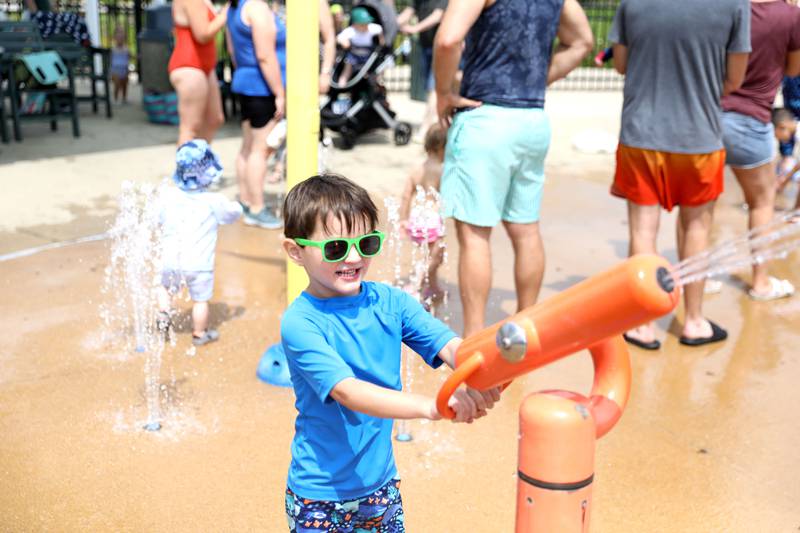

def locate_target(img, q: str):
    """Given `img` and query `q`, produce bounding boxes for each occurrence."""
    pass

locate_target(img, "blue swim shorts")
[161,270,214,302]
[285,478,405,532]
[721,110,776,169]
[441,104,551,226]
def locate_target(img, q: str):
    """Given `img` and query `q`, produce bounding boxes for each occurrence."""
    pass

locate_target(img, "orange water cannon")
[435,254,681,531]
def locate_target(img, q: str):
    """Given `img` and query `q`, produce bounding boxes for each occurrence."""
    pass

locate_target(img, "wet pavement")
[1,89,799,532]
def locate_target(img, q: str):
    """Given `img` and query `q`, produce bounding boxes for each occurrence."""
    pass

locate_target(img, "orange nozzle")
[436,254,678,419]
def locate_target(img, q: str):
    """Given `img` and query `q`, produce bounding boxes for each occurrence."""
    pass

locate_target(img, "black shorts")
[238,94,276,128]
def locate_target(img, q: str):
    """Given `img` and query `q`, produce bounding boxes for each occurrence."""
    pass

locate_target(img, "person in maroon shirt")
[720,0,800,300]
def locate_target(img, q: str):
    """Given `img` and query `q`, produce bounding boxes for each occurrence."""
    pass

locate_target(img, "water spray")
[102,181,166,432]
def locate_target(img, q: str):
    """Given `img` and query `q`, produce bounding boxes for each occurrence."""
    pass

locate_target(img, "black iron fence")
[0,0,622,91]
[554,0,623,90]
[0,0,147,50]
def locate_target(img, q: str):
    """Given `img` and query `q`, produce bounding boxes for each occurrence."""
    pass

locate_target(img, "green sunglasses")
[294,231,386,262]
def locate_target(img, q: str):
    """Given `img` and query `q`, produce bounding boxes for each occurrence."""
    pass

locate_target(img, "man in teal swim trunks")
[433,0,593,335]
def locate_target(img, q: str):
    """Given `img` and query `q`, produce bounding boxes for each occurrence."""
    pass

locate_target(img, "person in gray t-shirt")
[608,0,750,349]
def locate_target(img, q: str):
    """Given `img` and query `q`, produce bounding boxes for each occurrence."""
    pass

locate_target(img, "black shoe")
[679,320,727,347]
[623,333,661,350]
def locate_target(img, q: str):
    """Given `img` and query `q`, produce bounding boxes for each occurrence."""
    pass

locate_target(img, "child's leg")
[121,76,128,102]
[191,301,209,337]
[426,239,445,294]
[188,271,217,341]
[338,62,352,86]
[112,76,120,101]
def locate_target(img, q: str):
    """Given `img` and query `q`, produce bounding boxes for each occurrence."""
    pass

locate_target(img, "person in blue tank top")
[226,0,286,230]
[432,0,593,337]
[279,173,501,532]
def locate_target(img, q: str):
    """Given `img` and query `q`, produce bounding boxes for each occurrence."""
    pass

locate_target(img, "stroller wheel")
[340,126,357,150]
[394,122,412,146]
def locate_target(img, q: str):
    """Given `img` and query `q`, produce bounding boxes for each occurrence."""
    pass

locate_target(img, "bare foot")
[625,324,656,344]
[681,317,713,340]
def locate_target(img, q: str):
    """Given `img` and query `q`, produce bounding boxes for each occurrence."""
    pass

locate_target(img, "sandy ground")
[1,85,800,532]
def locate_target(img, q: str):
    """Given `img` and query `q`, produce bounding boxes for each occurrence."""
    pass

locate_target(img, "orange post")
[513,336,630,531]
[516,393,595,532]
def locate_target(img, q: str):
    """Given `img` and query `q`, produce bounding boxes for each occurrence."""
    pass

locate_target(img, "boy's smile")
[335,265,362,283]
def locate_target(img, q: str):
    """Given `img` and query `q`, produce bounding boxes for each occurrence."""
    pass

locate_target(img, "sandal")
[704,279,723,295]
[679,320,727,347]
[748,276,795,301]
[192,329,220,346]
[623,333,660,350]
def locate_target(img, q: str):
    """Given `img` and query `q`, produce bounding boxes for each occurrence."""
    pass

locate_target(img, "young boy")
[280,173,500,531]
[399,124,447,303]
[336,6,383,86]
[157,140,243,346]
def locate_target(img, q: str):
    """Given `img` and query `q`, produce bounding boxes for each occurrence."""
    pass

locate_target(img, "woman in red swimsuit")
[168,0,228,145]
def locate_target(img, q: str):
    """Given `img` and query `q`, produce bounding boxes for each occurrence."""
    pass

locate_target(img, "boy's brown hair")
[424,124,447,155]
[283,173,379,239]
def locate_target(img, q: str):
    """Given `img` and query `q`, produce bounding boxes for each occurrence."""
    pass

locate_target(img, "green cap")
[350,7,374,24]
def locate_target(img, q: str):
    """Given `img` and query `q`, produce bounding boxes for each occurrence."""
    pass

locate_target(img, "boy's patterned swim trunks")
[285,479,405,532]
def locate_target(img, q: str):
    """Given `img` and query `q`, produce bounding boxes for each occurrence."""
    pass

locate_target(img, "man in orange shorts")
[609,0,751,349]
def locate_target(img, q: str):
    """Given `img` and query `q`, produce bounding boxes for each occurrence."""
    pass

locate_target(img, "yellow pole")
[286,1,319,305]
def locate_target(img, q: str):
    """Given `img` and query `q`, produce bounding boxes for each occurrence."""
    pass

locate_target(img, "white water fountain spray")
[101,181,166,432]
[385,196,414,442]
[672,209,800,286]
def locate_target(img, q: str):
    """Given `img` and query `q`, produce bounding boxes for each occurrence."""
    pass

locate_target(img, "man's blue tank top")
[228,0,286,97]
[460,0,564,109]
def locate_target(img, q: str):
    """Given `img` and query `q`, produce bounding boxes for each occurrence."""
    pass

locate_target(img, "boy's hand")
[466,385,502,418]
[429,385,502,423]
[448,388,477,423]
[450,385,501,423]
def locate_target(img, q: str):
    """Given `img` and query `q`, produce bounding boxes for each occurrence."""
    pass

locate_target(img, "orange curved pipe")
[437,254,678,419]
[540,336,630,438]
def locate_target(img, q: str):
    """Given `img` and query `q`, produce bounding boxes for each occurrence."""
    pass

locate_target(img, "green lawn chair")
[0,20,80,141]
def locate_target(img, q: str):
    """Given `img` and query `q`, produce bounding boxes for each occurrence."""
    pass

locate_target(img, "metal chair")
[0,20,80,141]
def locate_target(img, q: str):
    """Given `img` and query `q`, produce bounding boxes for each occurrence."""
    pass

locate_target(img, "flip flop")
[623,333,661,350]
[748,277,795,301]
[679,320,727,347]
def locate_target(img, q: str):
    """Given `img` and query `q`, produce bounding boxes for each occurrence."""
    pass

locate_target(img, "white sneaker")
[704,279,723,294]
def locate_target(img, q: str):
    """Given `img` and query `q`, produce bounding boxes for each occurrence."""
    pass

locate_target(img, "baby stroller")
[321,0,412,150]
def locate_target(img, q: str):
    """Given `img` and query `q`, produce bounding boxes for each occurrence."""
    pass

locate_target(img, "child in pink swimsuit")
[400,125,447,302]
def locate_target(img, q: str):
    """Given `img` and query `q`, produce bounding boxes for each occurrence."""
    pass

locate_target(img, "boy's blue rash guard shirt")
[281,281,456,501]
